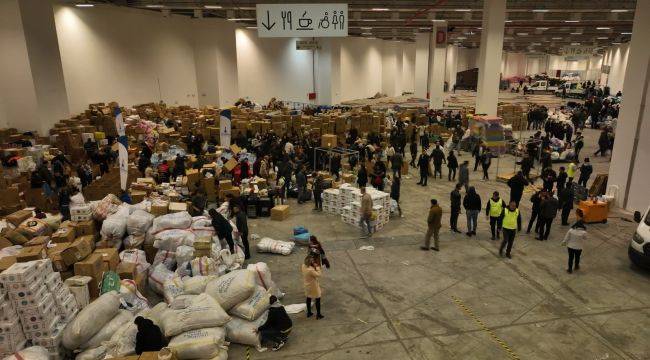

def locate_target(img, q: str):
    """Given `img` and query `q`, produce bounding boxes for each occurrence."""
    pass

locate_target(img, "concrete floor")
[228,128,650,360]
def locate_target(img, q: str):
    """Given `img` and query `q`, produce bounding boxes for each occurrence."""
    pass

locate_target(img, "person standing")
[431,145,446,179]
[360,187,373,238]
[390,174,402,217]
[556,166,568,194]
[312,172,324,211]
[458,161,470,191]
[486,191,506,240]
[577,158,593,187]
[537,191,559,241]
[209,208,235,253]
[507,171,528,206]
[231,204,250,259]
[357,164,368,188]
[391,152,403,178]
[308,236,330,269]
[594,129,610,156]
[463,186,482,237]
[567,160,577,184]
[416,150,430,186]
[450,183,462,233]
[447,150,458,181]
[559,182,575,226]
[296,166,307,204]
[472,143,483,171]
[573,133,584,160]
[541,167,557,192]
[301,255,324,319]
[480,150,492,180]
[527,190,544,234]
[256,295,293,351]
[561,220,587,273]
[409,139,418,168]
[499,201,522,259]
[519,155,534,180]
[421,198,442,251]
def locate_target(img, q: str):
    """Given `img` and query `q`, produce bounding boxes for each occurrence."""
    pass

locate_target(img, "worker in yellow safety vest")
[485,191,506,240]
[567,160,577,184]
[499,201,522,259]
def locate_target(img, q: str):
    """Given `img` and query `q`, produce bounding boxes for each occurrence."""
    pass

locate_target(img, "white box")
[25,316,60,340]
[16,292,53,317]
[12,284,48,309]
[71,214,92,222]
[55,294,78,317]
[65,284,89,309]
[70,204,91,216]
[0,262,39,285]
[8,281,46,302]
[23,314,59,336]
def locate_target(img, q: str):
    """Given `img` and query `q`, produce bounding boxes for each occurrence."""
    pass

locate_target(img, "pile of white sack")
[63,262,283,359]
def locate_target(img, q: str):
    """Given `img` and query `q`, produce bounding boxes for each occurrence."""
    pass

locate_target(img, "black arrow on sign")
[261,10,276,30]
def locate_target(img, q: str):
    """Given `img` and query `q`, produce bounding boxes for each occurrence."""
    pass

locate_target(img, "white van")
[629,205,650,269]
[528,80,560,94]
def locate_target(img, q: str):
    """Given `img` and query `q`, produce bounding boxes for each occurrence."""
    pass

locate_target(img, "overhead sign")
[256,3,348,38]
[296,40,321,50]
[561,45,596,58]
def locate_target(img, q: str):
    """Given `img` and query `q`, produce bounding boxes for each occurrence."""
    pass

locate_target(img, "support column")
[608,0,650,211]
[428,24,447,109]
[315,38,341,105]
[475,0,506,115]
[414,33,429,99]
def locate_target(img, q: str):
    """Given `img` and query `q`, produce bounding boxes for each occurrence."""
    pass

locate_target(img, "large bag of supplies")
[163,276,185,304]
[256,237,295,255]
[154,229,196,251]
[229,286,272,321]
[160,293,231,337]
[119,249,151,275]
[225,311,269,347]
[182,275,215,295]
[80,310,134,350]
[151,211,192,233]
[165,327,227,360]
[247,262,283,298]
[62,291,121,350]
[4,346,50,360]
[149,263,175,295]
[126,209,154,235]
[204,269,256,310]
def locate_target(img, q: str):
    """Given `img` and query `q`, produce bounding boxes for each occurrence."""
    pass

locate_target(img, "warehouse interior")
[0,0,649,359]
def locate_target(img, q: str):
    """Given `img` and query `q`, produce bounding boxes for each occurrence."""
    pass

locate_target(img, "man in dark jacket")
[416,151,430,186]
[463,186,482,236]
[357,165,368,188]
[559,183,575,226]
[527,191,544,234]
[209,208,234,253]
[536,192,559,241]
[447,151,458,181]
[391,152,403,178]
[390,175,402,217]
[409,139,418,167]
[431,145,446,179]
[135,316,167,354]
[518,155,534,180]
[507,171,529,206]
[556,166,568,193]
[450,183,462,233]
[231,204,250,259]
[257,295,292,351]
[174,154,186,178]
[295,166,307,204]
[541,167,557,192]
[312,173,324,211]
[578,158,593,187]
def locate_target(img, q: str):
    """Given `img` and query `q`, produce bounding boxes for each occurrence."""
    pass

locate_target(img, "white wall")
[600,43,630,94]
[402,43,415,94]
[340,37,383,101]
[457,48,479,72]
[501,52,526,79]
[54,5,200,114]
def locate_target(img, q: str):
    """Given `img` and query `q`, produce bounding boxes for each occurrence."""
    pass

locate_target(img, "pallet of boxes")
[322,184,391,231]
[497,104,528,131]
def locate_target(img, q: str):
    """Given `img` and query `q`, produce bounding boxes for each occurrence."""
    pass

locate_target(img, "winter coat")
[301,264,322,298]
[463,192,482,211]
[562,227,587,250]
[540,197,559,219]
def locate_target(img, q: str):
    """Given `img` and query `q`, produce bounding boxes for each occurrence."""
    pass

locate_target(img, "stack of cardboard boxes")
[322,184,391,231]
[497,105,528,131]
[0,286,26,356]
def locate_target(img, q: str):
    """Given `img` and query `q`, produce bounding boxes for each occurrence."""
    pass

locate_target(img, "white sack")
[175,245,194,265]
[160,293,231,337]
[182,275,215,295]
[62,291,121,350]
[80,310,134,350]
[149,263,175,295]
[204,269,256,310]
[190,256,219,276]
[124,234,145,249]
[163,276,184,303]
[151,211,192,233]
[166,327,227,360]
[75,346,107,360]
[4,346,49,360]
[154,229,196,251]
[256,237,295,255]
[100,205,130,240]
[153,249,177,270]
[127,210,154,235]
[119,249,151,275]
[229,286,272,321]
[247,262,283,299]
[225,311,269,347]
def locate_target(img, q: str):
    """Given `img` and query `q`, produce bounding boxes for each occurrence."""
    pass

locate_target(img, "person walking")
[421,198,442,251]
[308,235,330,269]
[499,201,522,259]
[480,150,492,180]
[567,160,578,184]
[486,191,506,240]
[536,191,559,241]
[360,187,373,238]
[559,182,575,226]
[391,152,403,178]
[450,183,462,233]
[447,150,458,181]
[409,137,418,168]
[231,204,250,259]
[472,143,482,171]
[416,150,430,186]
[507,171,528,206]
[561,220,587,273]
[556,166,568,194]
[390,174,403,217]
[594,130,610,156]
[527,190,545,234]
[463,186,482,237]
[573,133,584,160]
[209,208,235,254]
[301,255,324,319]
[577,158,593,187]
[458,161,470,191]
[431,145,446,179]
[312,172,324,211]
[357,164,368,188]
[296,166,307,204]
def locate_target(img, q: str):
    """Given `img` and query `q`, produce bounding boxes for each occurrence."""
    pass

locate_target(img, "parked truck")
[554,82,586,99]
[526,80,561,94]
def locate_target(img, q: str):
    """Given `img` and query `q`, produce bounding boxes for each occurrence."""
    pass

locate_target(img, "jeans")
[434,165,442,179]
[419,172,428,185]
[567,248,582,271]
[500,228,516,256]
[466,210,479,233]
[360,215,373,235]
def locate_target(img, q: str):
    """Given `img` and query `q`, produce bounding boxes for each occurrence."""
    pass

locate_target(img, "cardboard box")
[16,244,47,262]
[116,262,137,280]
[0,256,16,271]
[47,242,71,272]
[23,236,49,247]
[219,187,240,200]
[6,209,32,227]
[64,275,91,308]
[74,253,103,278]
[94,248,119,272]
[186,169,200,191]
[61,235,95,266]
[270,205,290,221]
[150,202,169,217]
[223,158,237,172]
[321,134,338,148]
[51,227,75,244]
[0,236,15,249]
[168,202,188,213]
[73,220,96,237]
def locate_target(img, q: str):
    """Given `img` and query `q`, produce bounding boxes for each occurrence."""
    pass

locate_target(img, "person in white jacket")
[561,220,587,273]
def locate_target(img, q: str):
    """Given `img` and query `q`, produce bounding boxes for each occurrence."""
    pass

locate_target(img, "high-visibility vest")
[489,198,503,217]
[503,208,519,230]
[567,163,577,177]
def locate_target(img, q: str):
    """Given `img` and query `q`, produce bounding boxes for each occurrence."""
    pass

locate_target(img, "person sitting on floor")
[256,295,292,351]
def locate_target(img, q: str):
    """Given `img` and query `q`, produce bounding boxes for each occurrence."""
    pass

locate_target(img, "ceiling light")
[477,27,482,30]
[204,5,222,9]
[362,32,372,35]
[456,36,467,40]
[228,18,254,21]
[564,20,580,23]
[552,37,562,40]
[597,37,608,39]
[621,32,632,35]
[610,9,628,13]
[596,27,611,30]
[571,42,581,45]
[75,3,94,7]
[371,8,390,11]
[360,19,377,22]
[145,4,164,8]
[419,27,430,30]
[246,26,257,29]
[504,20,513,23]
[455,9,471,12]
[531,42,542,45]
[517,32,528,36]
[536,27,549,30]
[431,19,445,22]
[532,9,549,13]
[360,27,372,29]
[612,42,621,44]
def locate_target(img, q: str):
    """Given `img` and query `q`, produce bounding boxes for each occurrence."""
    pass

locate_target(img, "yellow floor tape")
[451,296,520,360]
[246,346,251,360]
